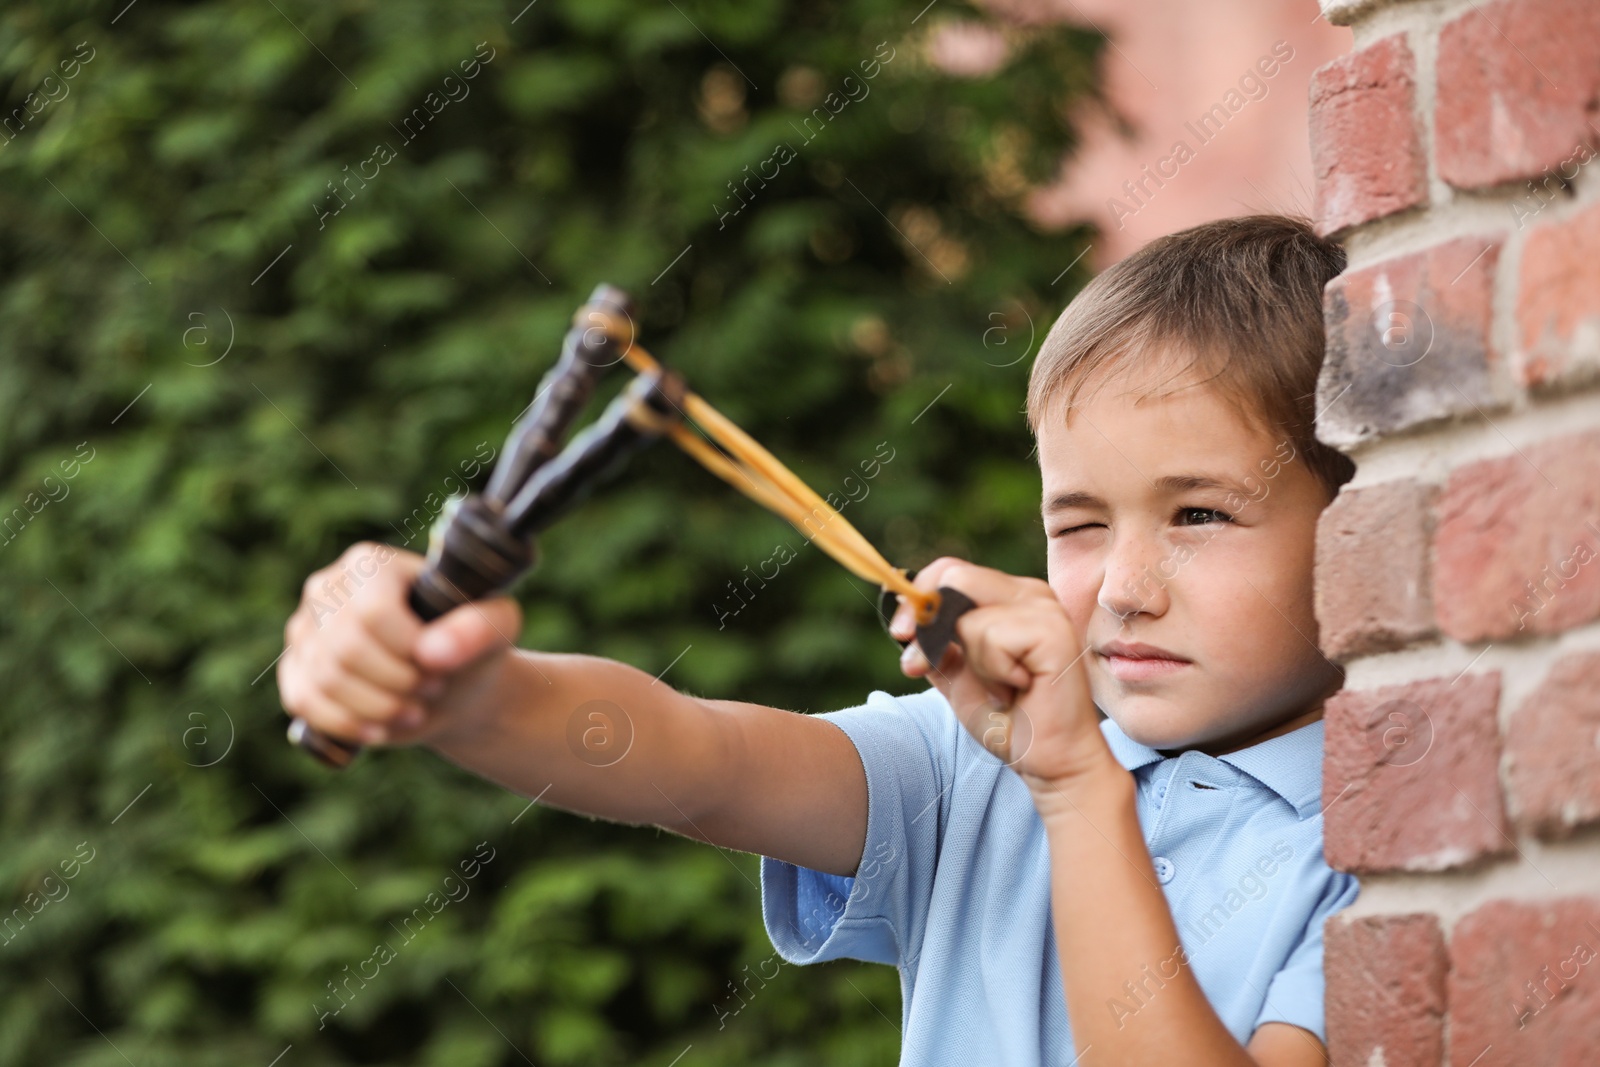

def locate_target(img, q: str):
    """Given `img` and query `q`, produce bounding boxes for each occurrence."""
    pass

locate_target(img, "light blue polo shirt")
[760,686,1359,1065]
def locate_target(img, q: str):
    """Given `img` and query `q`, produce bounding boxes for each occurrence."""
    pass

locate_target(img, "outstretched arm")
[279,542,868,877]
[424,652,868,877]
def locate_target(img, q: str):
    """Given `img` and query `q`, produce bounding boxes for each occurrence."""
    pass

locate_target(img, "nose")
[1097,529,1169,620]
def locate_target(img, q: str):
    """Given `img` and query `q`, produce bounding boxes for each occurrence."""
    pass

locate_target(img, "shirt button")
[1152,856,1176,883]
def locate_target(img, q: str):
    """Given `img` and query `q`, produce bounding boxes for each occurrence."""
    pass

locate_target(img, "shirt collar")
[1099,716,1326,819]
[1099,717,1166,774]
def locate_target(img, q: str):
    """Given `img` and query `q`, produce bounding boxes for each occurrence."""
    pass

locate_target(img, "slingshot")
[287,284,974,768]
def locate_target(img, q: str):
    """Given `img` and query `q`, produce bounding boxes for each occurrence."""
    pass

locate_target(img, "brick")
[1436,0,1600,190]
[1448,897,1600,1066]
[1309,34,1427,235]
[1517,199,1600,388]
[1434,429,1600,642]
[1507,650,1600,839]
[1325,913,1447,1067]
[1317,236,1503,447]
[1315,479,1437,661]
[1323,673,1508,874]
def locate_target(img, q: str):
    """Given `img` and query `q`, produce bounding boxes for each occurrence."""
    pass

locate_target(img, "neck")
[1167,701,1327,760]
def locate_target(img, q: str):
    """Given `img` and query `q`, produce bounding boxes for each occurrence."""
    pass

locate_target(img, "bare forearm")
[426,649,729,833]
[1039,767,1256,1066]
[424,648,867,874]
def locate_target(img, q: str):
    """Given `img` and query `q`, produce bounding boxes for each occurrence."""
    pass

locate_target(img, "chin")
[1099,694,1220,753]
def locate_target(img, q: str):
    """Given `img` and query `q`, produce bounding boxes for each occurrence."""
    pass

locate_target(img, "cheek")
[1243,526,1320,627]
[1182,537,1317,664]
[1047,559,1099,631]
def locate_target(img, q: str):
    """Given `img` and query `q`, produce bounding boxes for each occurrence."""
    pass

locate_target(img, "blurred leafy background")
[0,0,1098,1063]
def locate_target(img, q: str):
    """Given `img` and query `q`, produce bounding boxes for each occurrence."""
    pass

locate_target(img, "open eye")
[1176,507,1232,526]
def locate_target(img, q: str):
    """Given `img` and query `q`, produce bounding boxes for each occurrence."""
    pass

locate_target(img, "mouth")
[1094,641,1192,683]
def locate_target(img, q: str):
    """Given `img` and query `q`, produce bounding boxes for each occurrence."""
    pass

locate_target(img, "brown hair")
[1026,214,1356,498]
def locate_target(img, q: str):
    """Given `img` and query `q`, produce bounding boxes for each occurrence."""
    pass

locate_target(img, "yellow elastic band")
[592,309,937,625]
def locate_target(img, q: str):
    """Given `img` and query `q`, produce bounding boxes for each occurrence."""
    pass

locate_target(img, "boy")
[278,214,1358,1065]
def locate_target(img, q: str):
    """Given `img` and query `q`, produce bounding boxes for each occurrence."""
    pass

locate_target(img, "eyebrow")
[1042,473,1259,514]
[1157,473,1257,496]
[1042,490,1103,514]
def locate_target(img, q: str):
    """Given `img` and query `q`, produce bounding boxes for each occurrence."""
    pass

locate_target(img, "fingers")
[310,649,413,724]
[900,637,1025,764]
[887,556,964,640]
[279,542,434,748]
[334,633,420,695]
[898,623,1010,723]
[890,563,1095,776]
[295,676,419,746]
[892,592,1036,767]
[888,557,1055,641]
[897,596,1070,716]
[898,638,929,674]
[413,595,524,673]
[293,685,379,745]
[310,543,429,657]
[927,635,1036,768]
[898,632,963,681]
[958,599,1079,689]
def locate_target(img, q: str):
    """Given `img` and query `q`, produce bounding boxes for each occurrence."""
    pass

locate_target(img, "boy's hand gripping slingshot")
[287,283,975,769]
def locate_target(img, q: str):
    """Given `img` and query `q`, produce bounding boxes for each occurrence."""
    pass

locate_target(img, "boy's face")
[1036,359,1343,755]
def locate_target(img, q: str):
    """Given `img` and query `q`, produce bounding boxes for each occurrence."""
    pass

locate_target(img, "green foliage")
[0,0,1098,1062]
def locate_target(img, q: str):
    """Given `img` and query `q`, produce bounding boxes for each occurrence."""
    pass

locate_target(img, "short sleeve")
[1252,868,1361,1042]
[760,688,956,969]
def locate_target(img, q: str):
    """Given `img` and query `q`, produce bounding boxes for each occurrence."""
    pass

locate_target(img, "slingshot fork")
[288,284,970,768]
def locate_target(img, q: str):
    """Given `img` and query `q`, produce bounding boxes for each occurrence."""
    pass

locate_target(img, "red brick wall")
[1308,1,1600,1064]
